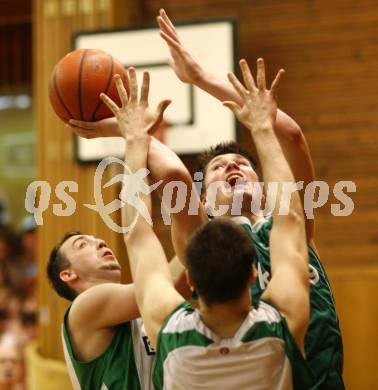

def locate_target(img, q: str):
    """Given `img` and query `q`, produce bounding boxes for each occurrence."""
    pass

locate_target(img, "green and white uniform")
[153,301,314,390]
[62,309,155,390]
[235,216,344,390]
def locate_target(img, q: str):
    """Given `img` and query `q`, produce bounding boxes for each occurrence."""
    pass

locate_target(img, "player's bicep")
[126,227,185,348]
[262,264,309,352]
[170,173,206,267]
[139,275,184,349]
[276,130,315,241]
[69,283,139,330]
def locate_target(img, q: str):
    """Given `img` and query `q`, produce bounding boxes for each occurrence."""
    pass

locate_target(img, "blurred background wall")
[0,0,377,388]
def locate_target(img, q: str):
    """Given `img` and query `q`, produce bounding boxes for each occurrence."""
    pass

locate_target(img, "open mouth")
[226,174,245,188]
[102,250,114,259]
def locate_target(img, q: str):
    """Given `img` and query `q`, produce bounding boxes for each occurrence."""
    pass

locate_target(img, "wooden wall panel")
[33,0,139,361]
[327,265,378,389]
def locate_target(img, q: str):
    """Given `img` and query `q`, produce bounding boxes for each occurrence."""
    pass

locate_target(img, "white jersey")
[153,301,313,390]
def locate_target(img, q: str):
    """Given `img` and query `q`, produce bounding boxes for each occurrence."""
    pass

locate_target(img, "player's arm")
[68,282,139,330]
[69,256,188,336]
[101,69,185,348]
[158,8,315,241]
[169,255,191,299]
[68,105,204,268]
[224,59,309,353]
[67,117,191,204]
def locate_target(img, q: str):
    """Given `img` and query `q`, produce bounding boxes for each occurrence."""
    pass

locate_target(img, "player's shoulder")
[232,216,272,234]
[253,300,282,324]
[161,301,195,333]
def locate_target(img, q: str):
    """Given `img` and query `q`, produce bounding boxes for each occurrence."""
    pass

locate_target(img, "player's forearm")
[149,137,204,268]
[274,115,315,190]
[127,234,173,292]
[122,135,151,235]
[247,123,304,219]
[196,70,303,142]
[169,256,191,299]
[249,124,295,185]
[194,70,242,104]
[263,114,315,240]
[125,135,150,173]
[123,133,172,278]
[148,136,191,194]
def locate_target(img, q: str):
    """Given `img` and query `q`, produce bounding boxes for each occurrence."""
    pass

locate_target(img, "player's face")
[203,153,259,215]
[0,344,23,386]
[60,234,121,284]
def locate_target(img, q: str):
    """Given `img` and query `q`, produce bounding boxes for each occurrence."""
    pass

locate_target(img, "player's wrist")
[125,133,150,143]
[247,121,274,134]
[189,65,207,86]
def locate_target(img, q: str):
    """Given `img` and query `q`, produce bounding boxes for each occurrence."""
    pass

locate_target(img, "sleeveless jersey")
[62,309,155,390]
[153,301,314,390]
[235,216,344,390]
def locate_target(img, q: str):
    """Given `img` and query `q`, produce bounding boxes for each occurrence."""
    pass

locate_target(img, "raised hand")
[100,68,171,139]
[157,9,203,84]
[223,59,284,132]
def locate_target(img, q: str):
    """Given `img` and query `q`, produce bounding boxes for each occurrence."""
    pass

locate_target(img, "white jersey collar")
[231,216,267,234]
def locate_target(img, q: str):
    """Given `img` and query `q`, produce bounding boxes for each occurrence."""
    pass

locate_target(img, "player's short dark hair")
[195,142,258,195]
[46,231,82,301]
[186,218,256,306]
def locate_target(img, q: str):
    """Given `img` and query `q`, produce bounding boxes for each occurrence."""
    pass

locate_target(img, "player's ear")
[185,269,193,289]
[199,189,214,219]
[203,203,214,218]
[200,193,212,216]
[248,266,257,285]
[260,193,267,214]
[60,269,78,283]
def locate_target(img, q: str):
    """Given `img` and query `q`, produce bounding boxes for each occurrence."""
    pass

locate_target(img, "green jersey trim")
[236,217,344,389]
[62,306,142,390]
[153,300,314,390]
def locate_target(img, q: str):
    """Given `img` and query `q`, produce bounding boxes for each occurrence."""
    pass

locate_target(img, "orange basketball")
[49,48,128,123]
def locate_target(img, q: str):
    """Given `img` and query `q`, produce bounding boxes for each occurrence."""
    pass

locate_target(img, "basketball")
[49,48,129,123]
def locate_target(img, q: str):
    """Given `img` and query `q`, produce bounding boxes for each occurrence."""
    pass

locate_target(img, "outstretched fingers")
[239,59,256,91]
[156,99,171,114]
[148,99,172,134]
[256,58,267,91]
[160,31,182,53]
[158,9,179,40]
[128,67,138,104]
[100,93,119,116]
[223,101,242,116]
[114,74,128,107]
[270,69,285,97]
[227,72,248,99]
[140,71,150,106]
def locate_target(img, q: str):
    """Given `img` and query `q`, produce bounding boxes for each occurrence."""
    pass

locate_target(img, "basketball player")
[101,58,314,389]
[157,10,344,388]
[68,12,343,388]
[46,71,186,389]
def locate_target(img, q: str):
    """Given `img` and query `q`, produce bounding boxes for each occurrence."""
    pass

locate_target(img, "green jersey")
[62,309,155,390]
[153,300,314,390]
[235,216,344,390]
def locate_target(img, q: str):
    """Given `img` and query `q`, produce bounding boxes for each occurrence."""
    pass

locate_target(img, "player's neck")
[198,290,251,339]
